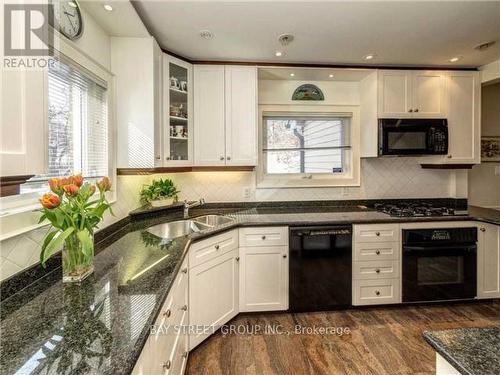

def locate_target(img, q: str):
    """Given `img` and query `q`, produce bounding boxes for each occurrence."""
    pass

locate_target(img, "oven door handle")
[403,245,476,253]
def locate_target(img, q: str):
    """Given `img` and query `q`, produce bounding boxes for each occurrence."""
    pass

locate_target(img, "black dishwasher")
[289,226,352,312]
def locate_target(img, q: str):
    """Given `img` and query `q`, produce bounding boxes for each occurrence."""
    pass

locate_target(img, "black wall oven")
[402,227,477,303]
[379,118,448,156]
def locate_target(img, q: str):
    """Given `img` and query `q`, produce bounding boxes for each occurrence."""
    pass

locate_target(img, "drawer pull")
[215,245,220,250]
[162,360,171,369]
[261,235,266,240]
[375,269,381,274]
[182,351,188,359]
[236,256,240,261]
[375,290,381,296]
[283,254,287,258]
[180,304,188,311]
[480,228,486,232]
[163,309,171,318]
[375,232,381,236]
[181,267,188,274]
[375,250,381,255]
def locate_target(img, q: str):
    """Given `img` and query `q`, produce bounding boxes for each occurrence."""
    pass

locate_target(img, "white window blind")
[263,115,350,175]
[46,59,108,178]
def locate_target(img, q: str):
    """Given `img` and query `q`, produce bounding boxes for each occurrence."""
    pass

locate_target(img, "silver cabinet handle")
[166,156,171,160]
[375,232,380,236]
[414,108,419,112]
[375,269,381,274]
[375,250,381,255]
[182,351,188,359]
[180,304,188,311]
[220,156,225,161]
[181,267,188,274]
[227,156,231,161]
[375,290,381,296]
[447,155,452,159]
[408,109,413,113]
[215,244,220,250]
[236,256,240,261]
[261,235,266,240]
[162,360,171,369]
[480,228,486,232]
[163,309,171,317]
[155,156,161,160]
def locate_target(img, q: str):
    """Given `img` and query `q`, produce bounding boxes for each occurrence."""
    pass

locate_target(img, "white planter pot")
[150,197,175,207]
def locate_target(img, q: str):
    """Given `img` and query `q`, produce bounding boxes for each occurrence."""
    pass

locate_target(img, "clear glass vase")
[62,232,94,283]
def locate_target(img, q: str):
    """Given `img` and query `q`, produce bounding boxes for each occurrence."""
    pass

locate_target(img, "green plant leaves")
[40,227,75,267]
[77,229,93,258]
[140,178,180,204]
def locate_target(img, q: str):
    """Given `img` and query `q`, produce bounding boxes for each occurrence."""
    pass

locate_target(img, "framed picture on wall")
[481,136,500,162]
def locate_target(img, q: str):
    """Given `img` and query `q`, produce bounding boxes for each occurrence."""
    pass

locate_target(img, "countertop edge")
[423,332,472,375]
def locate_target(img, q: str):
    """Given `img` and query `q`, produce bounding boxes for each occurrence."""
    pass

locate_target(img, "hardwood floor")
[186,301,500,375]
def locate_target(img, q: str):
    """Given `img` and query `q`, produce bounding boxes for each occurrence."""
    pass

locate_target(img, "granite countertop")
[468,205,500,225]
[423,327,500,375]
[0,202,495,375]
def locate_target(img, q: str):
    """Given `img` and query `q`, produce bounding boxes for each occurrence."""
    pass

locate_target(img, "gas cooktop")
[374,202,467,218]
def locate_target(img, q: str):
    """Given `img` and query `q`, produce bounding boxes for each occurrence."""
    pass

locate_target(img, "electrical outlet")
[495,166,500,175]
[243,187,252,199]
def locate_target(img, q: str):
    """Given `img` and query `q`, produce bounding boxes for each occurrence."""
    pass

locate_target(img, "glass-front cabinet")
[163,54,193,165]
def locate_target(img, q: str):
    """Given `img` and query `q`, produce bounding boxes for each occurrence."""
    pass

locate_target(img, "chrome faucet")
[184,198,205,218]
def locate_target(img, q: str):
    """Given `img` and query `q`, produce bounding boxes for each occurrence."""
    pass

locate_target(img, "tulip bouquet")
[39,175,112,282]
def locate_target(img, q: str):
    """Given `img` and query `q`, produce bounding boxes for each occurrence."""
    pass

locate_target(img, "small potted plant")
[38,175,113,283]
[140,178,180,207]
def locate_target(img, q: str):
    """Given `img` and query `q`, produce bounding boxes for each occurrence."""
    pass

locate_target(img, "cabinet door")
[477,223,500,299]
[189,249,238,350]
[445,71,480,164]
[378,70,412,118]
[194,65,226,165]
[239,246,288,312]
[412,71,447,118]
[224,66,258,165]
[1,68,47,176]
[164,54,193,166]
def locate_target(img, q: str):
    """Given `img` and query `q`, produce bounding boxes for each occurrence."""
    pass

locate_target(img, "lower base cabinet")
[477,223,500,299]
[189,248,239,350]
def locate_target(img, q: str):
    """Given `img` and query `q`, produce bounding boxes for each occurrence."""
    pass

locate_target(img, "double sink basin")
[146,215,235,241]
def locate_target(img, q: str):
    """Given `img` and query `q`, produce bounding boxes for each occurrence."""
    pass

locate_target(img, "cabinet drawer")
[353,260,400,280]
[190,229,238,268]
[354,242,399,261]
[354,224,400,243]
[239,226,288,247]
[169,313,189,375]
[353,279,400,306]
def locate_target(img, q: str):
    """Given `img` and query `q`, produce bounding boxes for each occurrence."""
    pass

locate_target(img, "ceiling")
[133,0,500,68]
[258,67,373,81]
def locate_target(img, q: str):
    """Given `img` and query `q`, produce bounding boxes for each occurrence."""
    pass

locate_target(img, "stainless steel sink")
[192,215,235,227]
[146,220,210,240]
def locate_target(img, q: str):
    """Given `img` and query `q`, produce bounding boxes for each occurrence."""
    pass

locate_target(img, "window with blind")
[263,115,351,175]
[21,58,108,193]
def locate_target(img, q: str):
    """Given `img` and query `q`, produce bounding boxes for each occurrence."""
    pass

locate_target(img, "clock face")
[51,0,83,40]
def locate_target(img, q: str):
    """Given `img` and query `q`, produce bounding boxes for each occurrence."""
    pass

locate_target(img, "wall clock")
[51,0,84,40]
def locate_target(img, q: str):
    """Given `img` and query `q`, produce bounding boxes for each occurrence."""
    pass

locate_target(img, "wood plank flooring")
[186,301,500,375]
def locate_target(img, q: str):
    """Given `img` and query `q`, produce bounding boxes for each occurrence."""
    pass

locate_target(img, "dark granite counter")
[423,327,500,375]
[0,201,489,375]
[468,205,500,226]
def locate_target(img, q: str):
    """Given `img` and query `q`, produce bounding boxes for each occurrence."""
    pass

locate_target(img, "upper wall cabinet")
[163,55,193,165]
[1,68,47,176]
[112,37,163,169]
[194,65,257,166]
[378,70,447,118]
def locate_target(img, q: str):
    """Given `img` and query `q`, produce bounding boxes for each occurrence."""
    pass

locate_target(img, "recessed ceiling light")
[474,41,496,51]
[329,74,334,78]
[68,1,77,8]
[363,54,376,60]
[103,4,113,11]
[449,56,461,63]
[290,73,295,77]
[275,51,283,57]
[200,30,215,40]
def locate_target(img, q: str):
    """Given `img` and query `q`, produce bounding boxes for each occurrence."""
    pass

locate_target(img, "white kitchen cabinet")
[189,248,239,350]
[164,55,193,165]
[477,223,500,299]
[378,70,446,118]
[224,66,258,165]
[1,68,47,176]
[194,65,258,166]
[111,37,163,168]
[239,246,288,312]
[194,65,226,165]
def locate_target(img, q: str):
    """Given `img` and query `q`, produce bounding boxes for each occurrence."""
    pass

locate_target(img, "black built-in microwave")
[378,118,448,156]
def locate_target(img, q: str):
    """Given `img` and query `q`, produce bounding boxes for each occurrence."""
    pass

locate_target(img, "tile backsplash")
[0,157,460,281]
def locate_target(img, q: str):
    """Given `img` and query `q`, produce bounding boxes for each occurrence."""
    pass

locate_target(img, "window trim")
[0,36,116,240]
[257,105,360,189]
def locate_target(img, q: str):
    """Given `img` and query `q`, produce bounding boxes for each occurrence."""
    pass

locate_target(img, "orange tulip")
[48,178,62,194]
[89,185,96,195]
[40,193,61,209]
[71,174,84,187]
[63,184,80,197]
[97,177,112,192]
